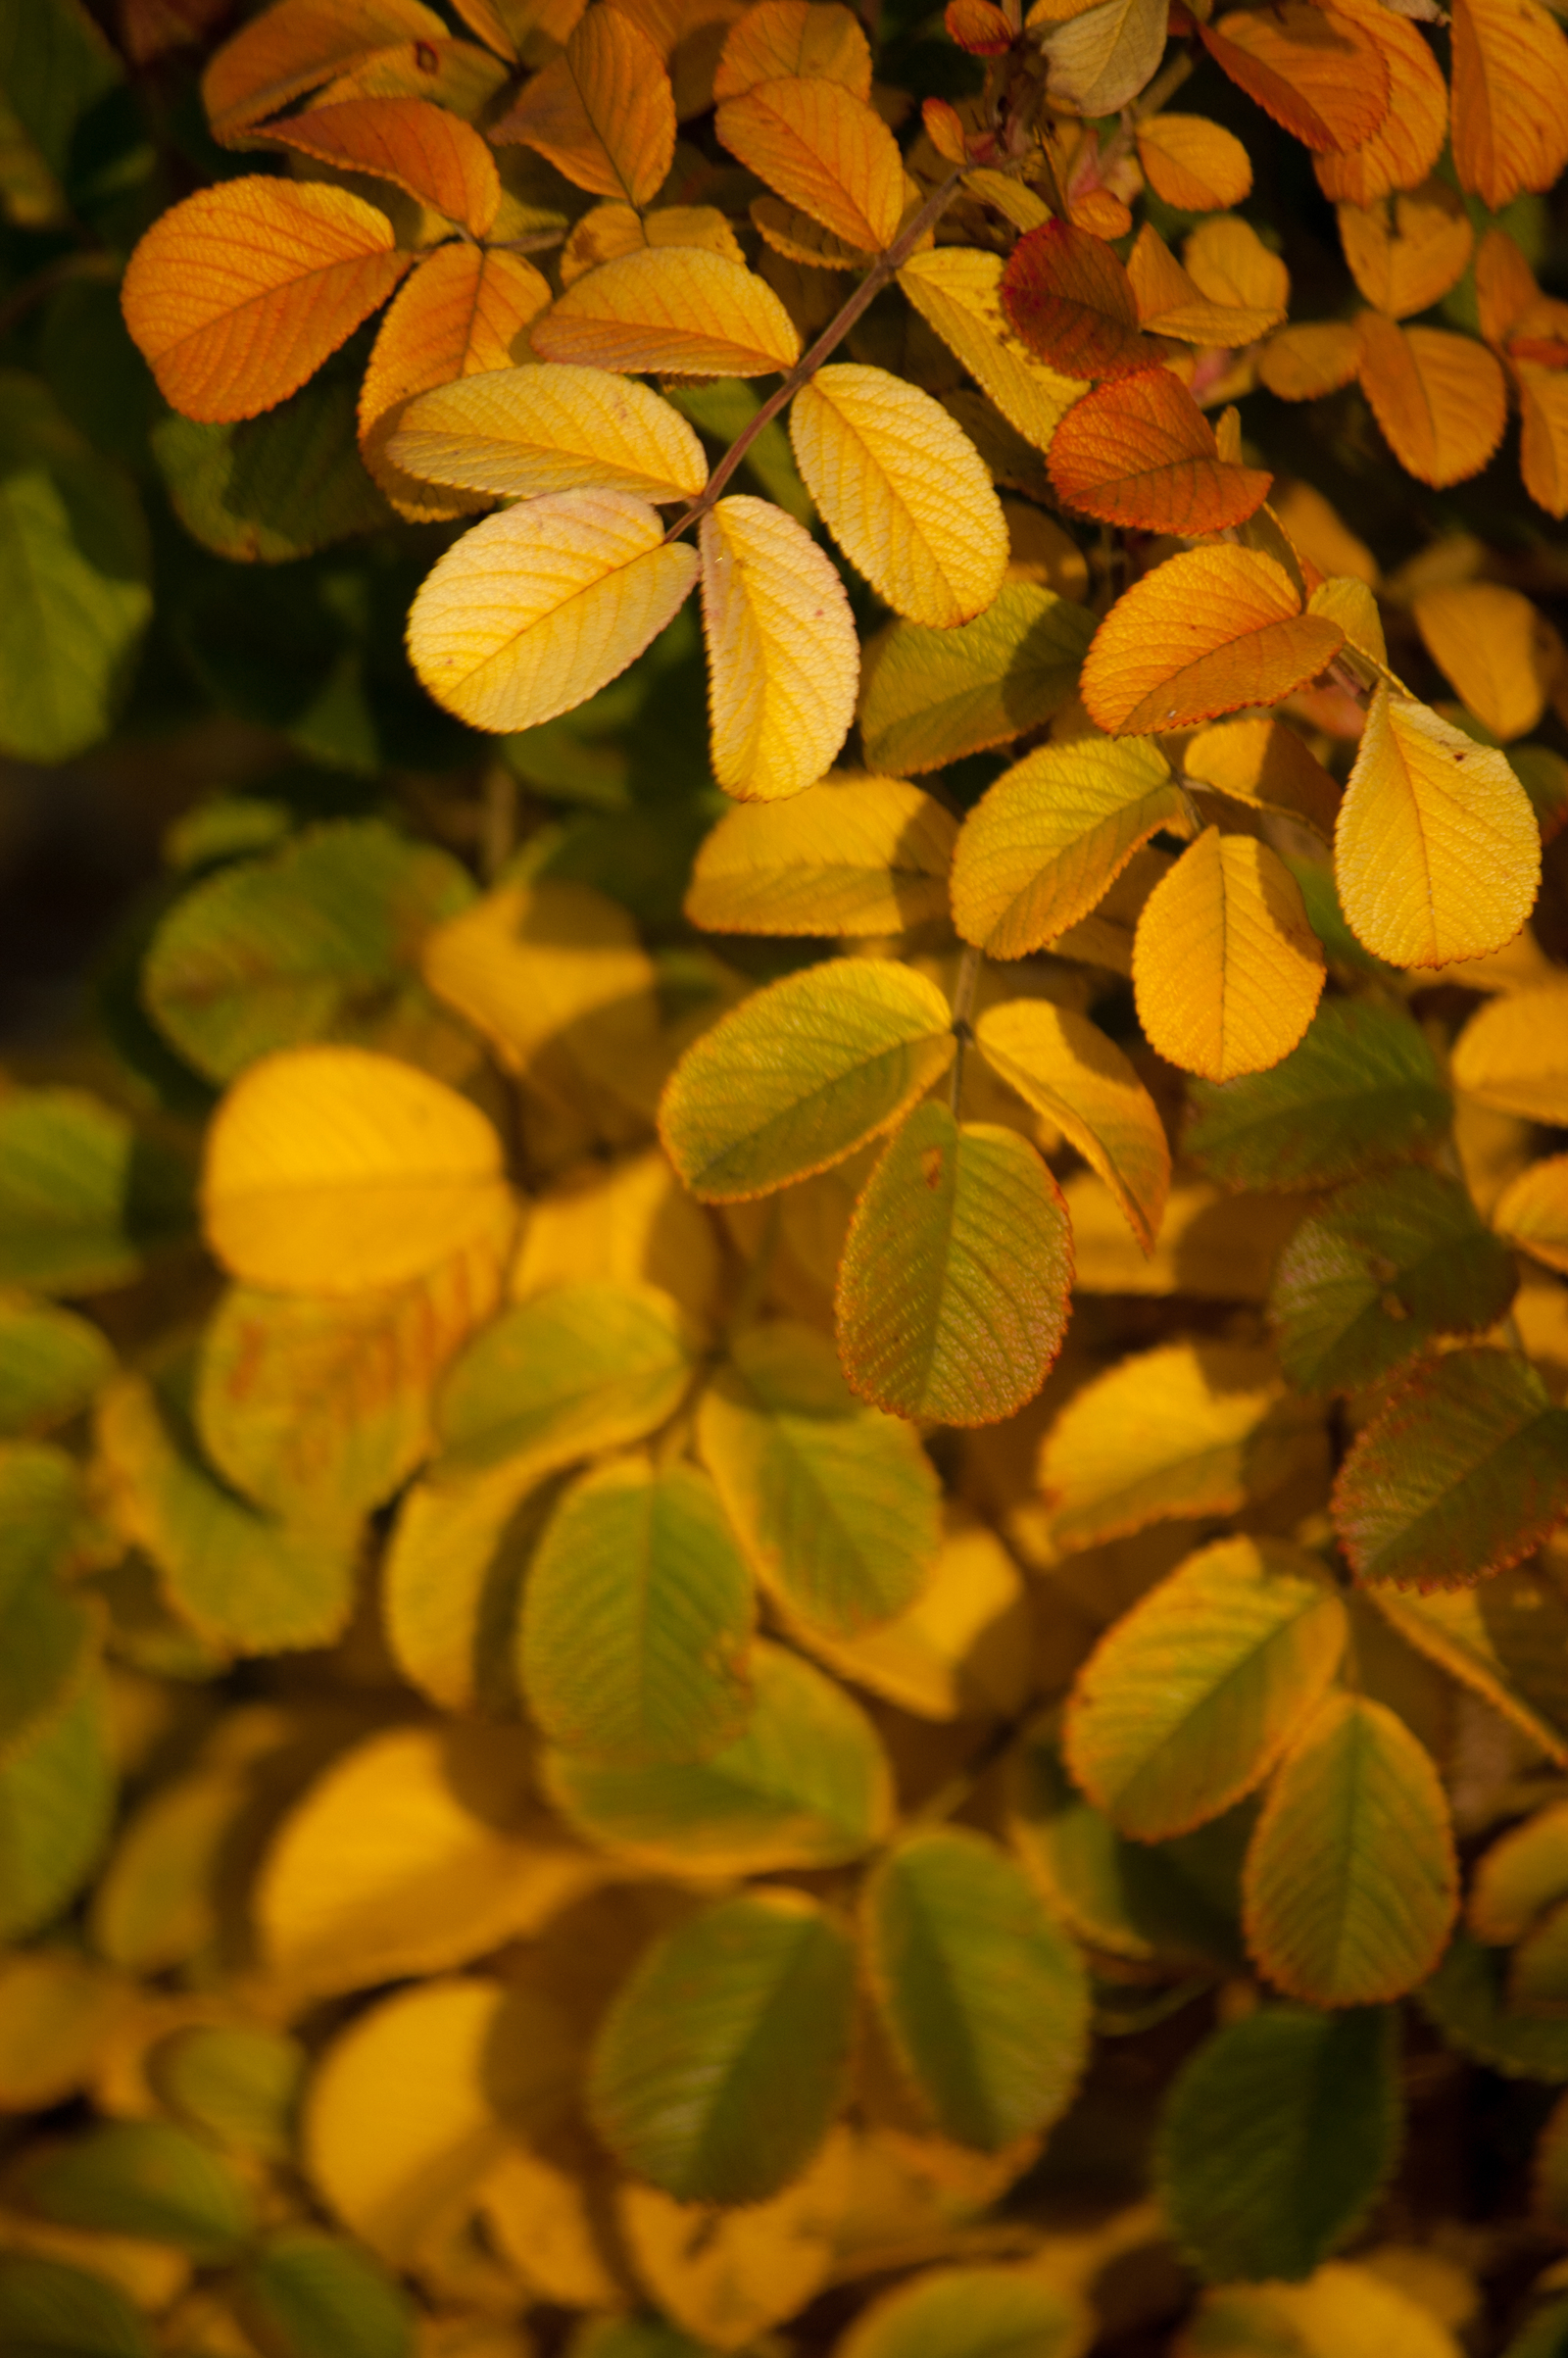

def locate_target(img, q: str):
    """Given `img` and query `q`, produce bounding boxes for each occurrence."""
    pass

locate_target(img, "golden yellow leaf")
[1182,2264,1464,2358]
[560,199,745,283]
[714,0,872,99]
[686,770,956,935]
[1335,686,1542,967]
[1185,215,1290,320]
[1356,314,1507,488]
[974,998,1170,1249]
[265,94,500,232]
[512,1147,723,1322]
[790,364,1007,629]
[492,4,675,203]
[315,31,513,116]
[201,0,450,141]
[716,75,904,254]
[1308,574,1393,680]
[699,494,858,801]
[202,1046,513,1295]
[1131,827,1326,1081]
[900,247,1087,453]
[406,487,699,734]
[358,244,551,520]
[121,176,412,424]
[1339,182,1473,320]
[1520,362,1568,520]
[475,2147,620,2308]
[1134,114,1252,212]
[0,1953,133,2113]
[1257,320,1361,401]
[1412,581,1555,743]
[389,364,708,505]
[1450,0,1568,212]
[530,244,802,376]
[1494,1154,1568,1276]
[1184,715,1342,838]
[1002,499,1090,596]
[1080,545,1344,736]
[1124,222,1285,346]
[1200,1,1391,152]
[1451,983,1568,1122]
[752,195,865,269]
[1311,0,1448,206]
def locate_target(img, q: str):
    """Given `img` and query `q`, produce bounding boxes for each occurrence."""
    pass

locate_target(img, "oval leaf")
[715,75,904,252]
[1132,827,1326,1082]
[265,95,500,232]
[699,493,858,801]
[390,365,710,505]
[685,772,957,936]
[1081,546,1345,736]
[530,247,802,377]
[1050,369,1271,534]
[858,585,1097,776]
[492,4,675,204]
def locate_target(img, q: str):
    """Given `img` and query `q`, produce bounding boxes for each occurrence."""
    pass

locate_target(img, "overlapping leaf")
[1049,370,1271,535]
[1125,224,1286,347]
[1339,184,1472,322]
[686,771,956,936]
[532,247,801,377]
[265,95,499,231]
[974,998,1169,1250]
[714,0,873,98]
[699,494,858,801]
[1449,0,1568,212]
[1000,221,1163,381]
[1412,582,1554,745]
[0,1296,113,1438]
[1356,317,1507,489]
[1494,1154,1568,1275]
[389,365,709,506]
[858,587,1096,775]
[1200,3,1391,153]
[1451,984,1568,1122]
[716,74,904,253]
[1311,0,1447,205]
[1081,547,1344,736]
[200,0,451,141]
[899,247,1087,454]
[1135,115,1252,212]
[1184,716,1342,839]
[493,5,675,204]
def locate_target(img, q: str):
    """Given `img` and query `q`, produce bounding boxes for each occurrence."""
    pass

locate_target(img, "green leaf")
[0,372,151,762]
[1370,1569,1568,1768]
[0,2255,150,2358]
[95,1369,360,1654]
[1270,1166,1518,1393]
[0,1670,113,1940]
[0,1442,99,1762]
[1064,1537,1347,1842]
[837,1105,1073,1427]
[696,1319,940,1640]
[437,1282,703,1478]
[1418,1932,1568,2082]
[0,0,122,196]
[1184,1000,1450,1193]
[1156,2005,1401,2283]
[863,1826,1089,2152]
[234,2232,414,2358]
[1182,2263,1466,2358]
[519,1457,755,1767]
[149,2025,306,2164]
[858,585,1098,774]
[544,1637,892,1875]
[588,1888,857,2204]
[0,1296,113,1436]
[384,1462,558,1716]
[12,2120,252,2262]
[151,376,394,565]
[950,737,1185,958]
[836,2264,1087,2358]
[1334,1349,1568,1590]
[1511,1899,1568,2015]
[659,958,956,1203]
[1244,1692,1457,2006]
[0,1089,193,1297]
[142,820,476,1086]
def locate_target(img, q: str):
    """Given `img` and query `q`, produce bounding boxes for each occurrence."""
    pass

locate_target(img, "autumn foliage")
[3,0,1568,2350]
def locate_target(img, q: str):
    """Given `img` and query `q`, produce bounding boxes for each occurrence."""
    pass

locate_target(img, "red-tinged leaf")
[1000,220,1165,383]
[121,176,413,425]
[493,5,676,205]
[1450,0,1568,213]
[947,0,1015,49]
[1356,314,1507,489]
[1332,1348,1568,1590]
[1048,369,1271,534]
[1312,0,1447,206]
[264,97,500,235]
[1080,546,1345,736]
[202,0,450,141]
[1200,3,1391,154]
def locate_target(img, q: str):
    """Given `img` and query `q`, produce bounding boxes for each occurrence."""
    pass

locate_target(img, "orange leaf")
[359,243,551,518]
[561,201,745,283]
[312,35,512,116]
[1125,223,1285,346]
[1355,314,1507,488]
[202,0,450,141]
[1048,369,1272,533]
[1257,320,1360,401]
[923,98,968,164]
[265,97,501,234]
[713,0,872,100]
[446,0,528,58]
[715,76,906,254]
[121,175,412,424]
[1200,3,1390,154]
[1519,363,1568,520]
[1000,220,1164,382]
[1081,546,1345,736]
[1311,0,1447,206]
[1132,828,1326,1080]
[1134,113,1252,212]
[1069,190,1133,241]
[1413,582,1556,744]
[1475,225,1538,348]
[1450,0,1568,213]
[492,6,676,205]
[529,246,802,376]
[1184,216,1289,321]
[947,0,1014,47]
[1338,182,1472,321]
[613,0,748,119]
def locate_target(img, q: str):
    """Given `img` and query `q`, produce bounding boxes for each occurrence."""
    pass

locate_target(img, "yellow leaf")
[752,194,869,269]
[1132,827,1326,1081]
[0,1953,132,2114]
[1450,0,1568,213]
[1335,686,1541,967]
[899,246,1087,455]
[1002,498,1090,596]
[383,1458,553,1712]
[406,488,699,734]
[1494,1154,1568,1276]
[1338,181,1473,321]
[1356,315,1507,489]
[201,1046,513,1296]
[1184,215,1290,321]
[1080,545,1344,737]
[475,2146,620,2308]
[511,1147,723,1323]
[560,198,745,282]
[1412,581,1556,744]
[974,998,1170,1250]
[389,364,709,505]
[790,364,1007,629]
[491,3,675,203]
[201,0,451,141]
[714,0,872,99]
[1183,2264,1465,2358]
[530,245,801,376]
[1520,362,1568,520]
[1041,0,1168,118]
[1308,574,1393,679]
[264,94,501,232]
[1274,481,1378,587]
[1061,1170,1308,1300]
[1183,715,1342,839]
[686,769,956,934]
[1451,983,1568,1122]
[699,494,858,801]
[616,0,749,117]
[1134,114,1252,212]
[716,75,905,253]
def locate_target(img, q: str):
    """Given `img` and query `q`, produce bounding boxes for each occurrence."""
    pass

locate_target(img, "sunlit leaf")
[1449,0,1568,212]
[1049,369,1271,535]
[1339,183,1472,322]
[1124,223,1286,346]
[1183,715,1342,839]
[492,4,675,204]
[479,2141,619,2310]
[1040,0,1167,117]
[1199,3,1391,152]
[858,586,1096,775]
[530,247,801,376]
[1495,1154,1568,1276]
[511,1147,723,1321]
[0,1951,133,2116]
[200,0,449,138]
[616,2134,851,2352]
[699,493,858,801]
[1356,316,1507,489]
[974,997,1169,1251]
[1258,320,1362,401]
[716,75,904,253]
[791,1512,1030,1723]
[714,0,872,98]
[1081,545,1344,736]
[562,199,746,283]
[266,95,499,232]
[685,771,956,935]
[1132,828,1325,1082]
[1000,221,1163,381]
[899,247,1087,456]
[1311,0,1447,206]
[388,364,708,507]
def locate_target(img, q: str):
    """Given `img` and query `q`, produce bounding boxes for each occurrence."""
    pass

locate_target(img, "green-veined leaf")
[858,586,1097,775]
[0,1090,193,1297]
[1184,1000,1450,1191]
[11,2121,252,2262]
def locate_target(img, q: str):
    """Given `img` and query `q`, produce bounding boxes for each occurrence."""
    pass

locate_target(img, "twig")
[949,943,982,1115]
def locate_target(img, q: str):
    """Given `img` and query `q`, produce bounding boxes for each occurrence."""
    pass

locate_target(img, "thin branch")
[949,942,983,1116]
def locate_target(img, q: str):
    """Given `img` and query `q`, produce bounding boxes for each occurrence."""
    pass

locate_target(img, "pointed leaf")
[1449,0,1568,212]
[1041,0,1167,118]
[1049,369,1271,535]
[1199,3,1391,152]
[658,956,955,1201]
[530,247,802,376]
[714,0,872,98]
[1133,828,1325,1082]
[1081,546,1344,736]
[1311,0,1447,205]
[863,1827,1089,2150]
[390,364,708,505]
[265,95,499,231]
[951,736,1186,957]
[1135,114,1252,211]
[1064,1536,1348,1842]
[1412,582,1554,745]
[716,75,904,252]
[858,586,1097,775]
[1000,220,1164,381]
[899,247,1087,455]
[407,487,699,734]
[1332,1346,1568,1589]
[121,178,412,425]
[1452,983,1568,1123]
[1356,316,1507,488]
[686,771,957,935]
[699,493,858,801]
[201,0,450,140]
[835,1104,1072,1426]
[974,997,1170,1250]
[1244,1691,1457,2005]
[492,5,675,203]
[563,199,747,282]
